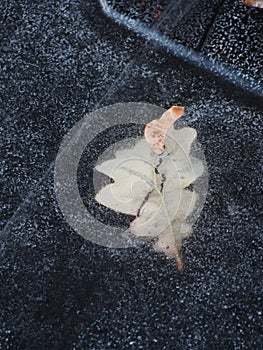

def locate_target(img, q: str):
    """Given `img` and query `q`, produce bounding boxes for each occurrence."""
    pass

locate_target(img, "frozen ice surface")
[101,0,263,95]
[202,0,263,83]
[1,0,262,349]
[0,0,141,230]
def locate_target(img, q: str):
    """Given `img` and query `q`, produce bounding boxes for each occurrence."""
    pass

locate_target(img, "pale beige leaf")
[95,105,204,270]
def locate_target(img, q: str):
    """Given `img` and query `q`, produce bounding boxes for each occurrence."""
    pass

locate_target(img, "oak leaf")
[95,106,204,270]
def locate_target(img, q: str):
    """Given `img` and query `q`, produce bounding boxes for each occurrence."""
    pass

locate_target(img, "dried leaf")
[95,106,204,270]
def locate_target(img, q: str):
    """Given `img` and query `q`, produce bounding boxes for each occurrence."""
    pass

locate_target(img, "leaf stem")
[154,172,183,271]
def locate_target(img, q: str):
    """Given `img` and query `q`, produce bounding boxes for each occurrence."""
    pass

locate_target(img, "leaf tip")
[169,106,184,118]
